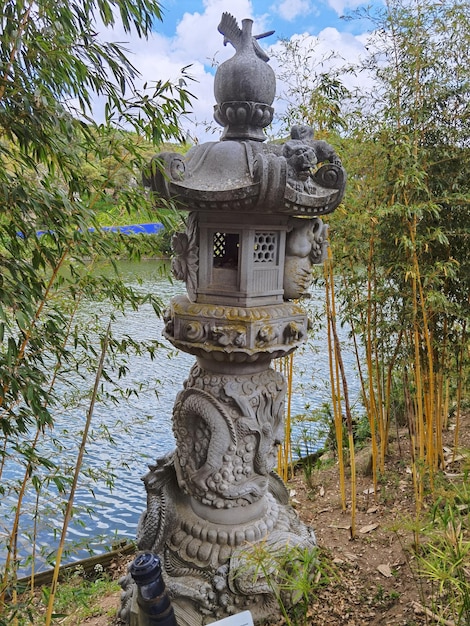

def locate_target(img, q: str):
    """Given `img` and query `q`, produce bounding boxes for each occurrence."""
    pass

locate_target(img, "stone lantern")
[120,12,346,626]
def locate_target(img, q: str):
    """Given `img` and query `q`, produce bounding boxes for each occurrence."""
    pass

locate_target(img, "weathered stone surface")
[214,13,276,141]
[121,12,346,626]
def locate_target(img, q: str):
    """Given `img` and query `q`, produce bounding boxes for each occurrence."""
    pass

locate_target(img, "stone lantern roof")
[146,13,346,219]
[143,13,347,363]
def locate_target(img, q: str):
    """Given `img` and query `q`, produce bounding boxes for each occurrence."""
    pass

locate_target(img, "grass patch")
[40,566,120,625]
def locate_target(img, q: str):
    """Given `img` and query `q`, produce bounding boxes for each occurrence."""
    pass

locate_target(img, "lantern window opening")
[213,231,240,269]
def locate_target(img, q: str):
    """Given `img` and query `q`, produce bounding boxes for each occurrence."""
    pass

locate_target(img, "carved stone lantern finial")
[214,13,276,141]
[121,13,347,626]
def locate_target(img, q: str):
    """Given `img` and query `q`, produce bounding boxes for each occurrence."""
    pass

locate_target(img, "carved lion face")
[284,141,316,177]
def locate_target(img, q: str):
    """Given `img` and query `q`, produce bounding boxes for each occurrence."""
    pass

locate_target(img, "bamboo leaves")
[326,0,470,512]
[0,0,190,620]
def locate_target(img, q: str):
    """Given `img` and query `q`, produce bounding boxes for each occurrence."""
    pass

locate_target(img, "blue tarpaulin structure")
[94,223,164,235]
[35,223,164,237]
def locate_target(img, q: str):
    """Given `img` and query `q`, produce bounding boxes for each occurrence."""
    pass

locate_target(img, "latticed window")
[253,232,277,263]
[213,232,239,268]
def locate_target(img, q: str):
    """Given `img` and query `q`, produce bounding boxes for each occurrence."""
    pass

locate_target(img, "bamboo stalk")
[366,236,379,490]
[438,318,447,433]
[277,354,294,482]
[452,321,467,460]
[383,329,404,459]
[325,249,347,510]
[370,255,387,474]
[330,314,357,538]
[44,322,111,626]
[442,377,449,432]
[286,353,294,479]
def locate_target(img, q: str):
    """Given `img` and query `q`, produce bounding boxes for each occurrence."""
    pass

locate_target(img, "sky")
[103,0,383,142]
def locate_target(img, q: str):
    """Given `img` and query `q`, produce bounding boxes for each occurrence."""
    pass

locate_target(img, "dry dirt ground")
[80,415,469,626]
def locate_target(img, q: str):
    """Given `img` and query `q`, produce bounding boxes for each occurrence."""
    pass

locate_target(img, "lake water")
[3,259,361,574]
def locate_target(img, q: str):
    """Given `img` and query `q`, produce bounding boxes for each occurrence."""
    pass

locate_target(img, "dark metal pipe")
[130,552,178,626]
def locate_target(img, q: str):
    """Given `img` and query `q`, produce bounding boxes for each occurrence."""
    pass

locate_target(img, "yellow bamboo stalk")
[410,269,425,463]
[413,326,425,457]
[276,358,284,479]
[374,336,386,470]
[276,353,294,483]
[437,319,447,433]
[415,259,438,478]
[402,367,421,517]
[410,218,439,477]
[44,323,111,626]
[453,322,467,459]
[366,237,379,487]
[286,353,294,478]
[348,432,356,537]
[331,312,357,538]
[383,329,404,457]
[348,309,370,417]
[369,254,386,473]
[442,378,449,432]
[404,323,424,515]
[408,259,429,509]
[325,249,346,510]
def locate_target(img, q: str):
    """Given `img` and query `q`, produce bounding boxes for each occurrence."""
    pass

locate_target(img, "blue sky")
[100,0,383,141]
[156,0,372,40]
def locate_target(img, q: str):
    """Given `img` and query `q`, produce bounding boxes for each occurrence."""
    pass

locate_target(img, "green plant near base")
[414,466,470,626]
[373,583,400,608]
[292,402,370,491]
[292,403,333,489]
[236,541,336,626]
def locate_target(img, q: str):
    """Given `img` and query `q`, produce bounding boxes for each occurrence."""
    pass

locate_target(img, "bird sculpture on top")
[217,12,274,62]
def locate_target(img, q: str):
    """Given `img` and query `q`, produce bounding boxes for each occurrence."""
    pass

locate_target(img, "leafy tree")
[332,0,470,488]
[270,0,469,496]
[0,0,191,619]
[271,34,351,137]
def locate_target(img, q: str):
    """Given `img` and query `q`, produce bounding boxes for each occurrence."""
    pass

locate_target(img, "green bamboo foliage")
[0,1,191,621]
[327,0,470,511]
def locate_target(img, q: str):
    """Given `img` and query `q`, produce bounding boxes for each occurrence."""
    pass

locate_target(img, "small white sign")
[210,610,254,626]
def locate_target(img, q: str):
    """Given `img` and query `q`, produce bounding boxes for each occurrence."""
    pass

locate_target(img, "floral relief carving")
[171,211,199,300]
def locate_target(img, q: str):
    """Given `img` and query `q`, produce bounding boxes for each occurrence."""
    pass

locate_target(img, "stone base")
[120,462,316,625]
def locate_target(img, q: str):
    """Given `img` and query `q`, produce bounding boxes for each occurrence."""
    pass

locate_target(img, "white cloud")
[267,27,374,134]
[175,0,253,66]
[117,0,281,142]
[272,0,313,22]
